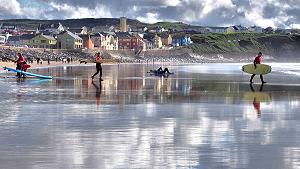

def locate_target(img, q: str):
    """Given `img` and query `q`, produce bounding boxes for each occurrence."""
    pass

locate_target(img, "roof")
[68,28,83,34]
[7,36,20,41]
[38,23,60,30]
[20,34,35,40]
[60,31,82,40]
[160,33,171,39]
[42,34,56,40]
[115,32,132,39]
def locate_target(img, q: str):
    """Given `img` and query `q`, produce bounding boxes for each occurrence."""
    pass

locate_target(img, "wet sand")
[0,63,300,169]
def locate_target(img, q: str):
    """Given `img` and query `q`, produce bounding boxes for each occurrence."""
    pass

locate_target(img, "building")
[57,31,83,49]
[227,25,248,33]
[120,17,127,32]
[20,34,35,46]
[30,34,57,48]
[98,32,118,50]
[116,32,145,50]
[172,34,192,47]
[0,35,5,44]
[90,33,102,48]
[227,26,239,33]
[0,23,17,31]
[160,33,173,46]
[144,39,154,49]
[68,26,88,35]
[38,22,65,35]
[79,34,94,49]
[248,26,263,33]
[7,36,21,46]
[153,34,163,48]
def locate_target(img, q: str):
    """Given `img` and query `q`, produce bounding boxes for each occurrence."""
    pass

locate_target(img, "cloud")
[0,0,22,18]
[0,0,299,28]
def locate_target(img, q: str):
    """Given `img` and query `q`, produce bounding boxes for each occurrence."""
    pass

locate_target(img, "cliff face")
[189,33,300,62]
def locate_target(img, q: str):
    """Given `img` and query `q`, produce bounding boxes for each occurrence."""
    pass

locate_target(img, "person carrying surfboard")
[15,53,30,78]
[250,52,266,84]
[91,52,103,81]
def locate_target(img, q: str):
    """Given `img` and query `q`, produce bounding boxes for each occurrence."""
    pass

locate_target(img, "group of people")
[13,51,267,85]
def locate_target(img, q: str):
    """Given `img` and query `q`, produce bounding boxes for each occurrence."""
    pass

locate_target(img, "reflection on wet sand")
[0,64,300,169]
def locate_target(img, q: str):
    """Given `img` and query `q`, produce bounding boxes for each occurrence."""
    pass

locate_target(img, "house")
[227,26,239,33]
[90,33,102,48]
[0,23,17,31]
[30,34,57,49]
[208,27,227,33]
[160,33,172,46]
[264,27,274,34]
[57,31,83,49]
[153,34,163,48]
[38,22,65,35]
[98,32,118,50]
[227,25,248,33]
[248,26,263,33]
[116,32,145,50]
[7,36,21,46]
[0,35,5,44]
[20,34,35,46]
[68,26,88,35]
[143,33,164,48]
[79,34,94,49]
[115,32,132,49]
[172,34,192,47]
[144,39,154,49]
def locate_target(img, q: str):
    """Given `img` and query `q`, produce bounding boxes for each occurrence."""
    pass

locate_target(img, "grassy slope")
[189,33,300,57]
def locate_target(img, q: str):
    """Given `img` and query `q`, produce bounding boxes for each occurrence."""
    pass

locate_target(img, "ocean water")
[0,63,300,169]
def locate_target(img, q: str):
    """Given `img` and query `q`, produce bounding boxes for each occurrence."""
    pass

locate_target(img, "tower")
[120,17,127,32]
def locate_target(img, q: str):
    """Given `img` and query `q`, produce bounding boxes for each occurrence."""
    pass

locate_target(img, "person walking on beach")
[250,52,266,83]
[91,52,103,81]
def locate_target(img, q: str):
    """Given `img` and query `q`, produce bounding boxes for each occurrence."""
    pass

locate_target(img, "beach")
[0,63,300,168]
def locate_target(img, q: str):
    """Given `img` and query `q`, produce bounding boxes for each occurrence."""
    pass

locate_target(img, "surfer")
[250,52,266,84]
[150,67,172,74]
[16,53,30,78]
[91,52,103,81]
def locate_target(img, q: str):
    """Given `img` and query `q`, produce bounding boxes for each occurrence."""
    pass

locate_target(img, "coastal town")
[0,17,299,63]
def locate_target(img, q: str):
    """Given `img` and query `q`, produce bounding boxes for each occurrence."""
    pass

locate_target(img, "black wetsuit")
[92,63,102,79]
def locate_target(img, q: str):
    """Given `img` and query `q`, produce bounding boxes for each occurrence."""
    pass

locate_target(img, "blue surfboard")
[3,67,53,79]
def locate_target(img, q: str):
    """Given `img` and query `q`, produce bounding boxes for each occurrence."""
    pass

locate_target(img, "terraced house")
[30,34,57,49]
[57,31,83,49]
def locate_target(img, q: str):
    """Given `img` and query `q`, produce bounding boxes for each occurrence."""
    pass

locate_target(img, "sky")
[0,0,299,28]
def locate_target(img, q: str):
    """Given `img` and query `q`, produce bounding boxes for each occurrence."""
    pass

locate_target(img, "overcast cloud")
[0,0,299,28]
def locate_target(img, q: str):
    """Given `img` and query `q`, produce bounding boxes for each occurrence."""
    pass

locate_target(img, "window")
[41,40,46,43]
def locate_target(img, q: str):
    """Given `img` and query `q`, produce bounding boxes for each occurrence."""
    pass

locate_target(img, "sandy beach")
[0,63,300,169]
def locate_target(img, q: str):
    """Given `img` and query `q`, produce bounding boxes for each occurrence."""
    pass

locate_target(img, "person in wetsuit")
[91,52,103,81]
[250,52,266,84]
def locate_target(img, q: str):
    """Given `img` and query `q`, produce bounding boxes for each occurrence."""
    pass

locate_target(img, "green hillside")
[189,33,300,58]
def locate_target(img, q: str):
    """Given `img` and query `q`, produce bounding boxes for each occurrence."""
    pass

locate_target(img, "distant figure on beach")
[250,52,266,84]
[250,83,264,118]
[150,67,172,74]
[91,52,103,81]
[16,53,30,78]
[36,57,40,64]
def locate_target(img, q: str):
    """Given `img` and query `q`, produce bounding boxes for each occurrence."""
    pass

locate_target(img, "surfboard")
[3,67,53,79]
[242,64,271,75]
